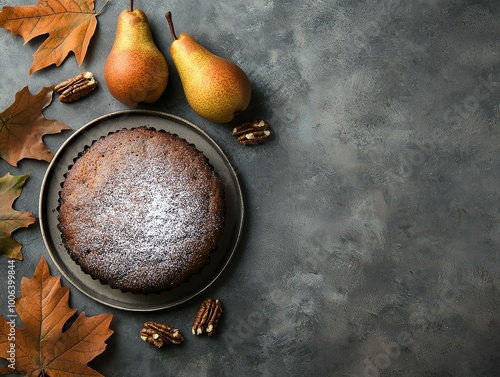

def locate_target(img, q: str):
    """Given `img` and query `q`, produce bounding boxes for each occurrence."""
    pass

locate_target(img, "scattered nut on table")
[192,298,223,336]
[54,71,98,103]
[140,321,184,348]
[232,119,271,145]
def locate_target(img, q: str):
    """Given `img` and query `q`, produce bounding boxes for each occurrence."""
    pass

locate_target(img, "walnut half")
[232,119,271,145]
[192,298,223,336]
[54,71,98,103]
[140,321,184,348]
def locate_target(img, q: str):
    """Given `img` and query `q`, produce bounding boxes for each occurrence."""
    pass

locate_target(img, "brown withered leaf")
[0,85,71,166]
[0,0,108,74]
[0,173,36,260]
[0,257,114,376]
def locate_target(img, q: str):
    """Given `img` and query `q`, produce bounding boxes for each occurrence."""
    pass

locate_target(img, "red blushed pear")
[104,0,168,106]
[165,12,251,123]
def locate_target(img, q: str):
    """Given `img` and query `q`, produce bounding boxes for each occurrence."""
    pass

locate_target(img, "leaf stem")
[96,0,111,16]
[129,0,134,12]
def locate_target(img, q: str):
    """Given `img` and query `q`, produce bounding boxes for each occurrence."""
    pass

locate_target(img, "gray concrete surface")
[0,0,499,376]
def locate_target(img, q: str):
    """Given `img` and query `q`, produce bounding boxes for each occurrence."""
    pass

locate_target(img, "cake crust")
[57,127,225,294]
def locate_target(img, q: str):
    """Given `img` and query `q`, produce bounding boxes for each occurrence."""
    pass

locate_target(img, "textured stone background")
[0,0,499,376]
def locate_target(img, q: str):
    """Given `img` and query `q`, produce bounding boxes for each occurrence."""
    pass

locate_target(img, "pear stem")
[165,12,178,41]
[129,0,133,12]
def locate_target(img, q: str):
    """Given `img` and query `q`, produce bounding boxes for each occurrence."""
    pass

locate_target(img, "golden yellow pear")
[165,12,251,123]
[104,0,168,106]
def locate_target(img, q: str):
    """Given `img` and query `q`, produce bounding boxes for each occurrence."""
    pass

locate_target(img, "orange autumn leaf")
[0,0,108,74]
[0,85,71,167]
[0,173,36,260]
[0,257,114,376]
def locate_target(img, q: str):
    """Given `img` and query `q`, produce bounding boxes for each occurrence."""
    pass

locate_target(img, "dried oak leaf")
[0,173,36,260]
[0,85,71,167]
[0,257,114,376]
[0,0,108,74]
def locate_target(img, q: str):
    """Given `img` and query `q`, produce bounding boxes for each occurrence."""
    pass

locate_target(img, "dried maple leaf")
[0,257,114,376]
[0,0,108,74]
[0,85,71,167]
[0,173,36,260]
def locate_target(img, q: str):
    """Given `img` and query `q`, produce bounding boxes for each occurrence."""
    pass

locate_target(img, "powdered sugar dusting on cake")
[57,128,225,293]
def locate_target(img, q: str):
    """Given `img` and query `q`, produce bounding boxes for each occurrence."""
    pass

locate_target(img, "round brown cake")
[57,127,225,294]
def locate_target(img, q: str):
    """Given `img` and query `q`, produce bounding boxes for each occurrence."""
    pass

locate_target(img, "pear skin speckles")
[169,32,251,123]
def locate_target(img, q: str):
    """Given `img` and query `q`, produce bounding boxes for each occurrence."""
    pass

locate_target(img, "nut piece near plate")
[232,119,271,145]
[54,71,98,103]
[140,321,184,348]
[192,298,223,336]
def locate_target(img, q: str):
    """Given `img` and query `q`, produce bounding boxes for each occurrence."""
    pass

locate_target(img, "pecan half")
[192,298,222,336]
[54,71,98,103]
[140,321,184,348]
[232,119,271,145]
